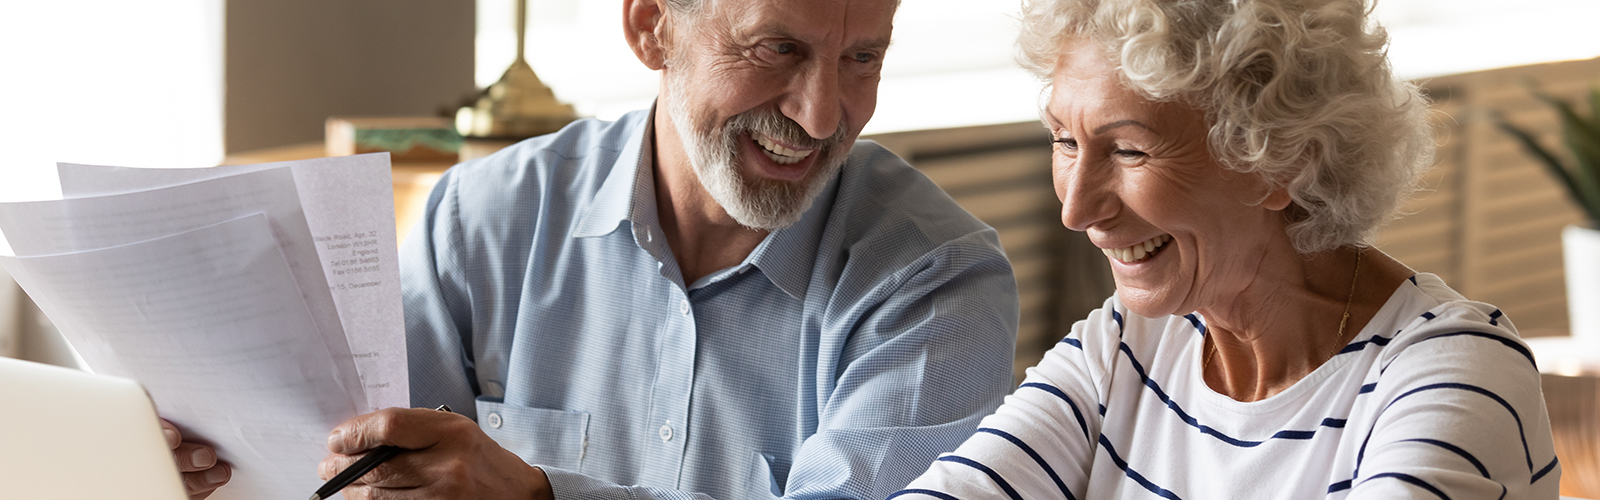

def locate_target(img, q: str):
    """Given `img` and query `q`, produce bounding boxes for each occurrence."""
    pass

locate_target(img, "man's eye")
[1115,149,1147,159]
[853,52,877,64]
[773,42,797,55]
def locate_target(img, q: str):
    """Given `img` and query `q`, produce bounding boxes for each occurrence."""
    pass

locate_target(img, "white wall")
[1378,0,1600,80]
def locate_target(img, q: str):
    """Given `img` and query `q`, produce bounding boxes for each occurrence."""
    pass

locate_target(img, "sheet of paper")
[0,167,367,411]
[0,214,359,500]
[57,155,408,410]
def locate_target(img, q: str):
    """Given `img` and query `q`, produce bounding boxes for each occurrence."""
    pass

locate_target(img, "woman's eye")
[1115,149,1147,159]
[1052,138,1078,150]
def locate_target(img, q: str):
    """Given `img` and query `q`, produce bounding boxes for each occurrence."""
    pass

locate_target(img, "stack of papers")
[0,154,408,500]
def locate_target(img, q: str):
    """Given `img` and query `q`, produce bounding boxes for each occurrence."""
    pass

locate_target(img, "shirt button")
[486,412,503,429]
[659,423,674,441]
[679,299,690,316]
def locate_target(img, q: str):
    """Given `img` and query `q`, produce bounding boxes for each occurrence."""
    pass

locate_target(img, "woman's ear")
[1262,184,1292,211]
[624,0,670,70]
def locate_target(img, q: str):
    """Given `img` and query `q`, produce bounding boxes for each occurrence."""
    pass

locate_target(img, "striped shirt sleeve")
[1342,303,1560,499]
[893,299,1122,500]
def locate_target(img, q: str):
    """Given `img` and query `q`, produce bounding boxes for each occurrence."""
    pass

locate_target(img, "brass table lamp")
[455,0,577,140]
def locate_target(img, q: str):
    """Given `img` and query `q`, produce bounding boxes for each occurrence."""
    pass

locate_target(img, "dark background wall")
[225,0,476,153]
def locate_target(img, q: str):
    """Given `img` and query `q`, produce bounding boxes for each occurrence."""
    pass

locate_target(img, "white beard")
[664,75,850,230]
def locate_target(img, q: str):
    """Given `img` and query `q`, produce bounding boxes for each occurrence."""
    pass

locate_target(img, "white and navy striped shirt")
[896,273,1559,499]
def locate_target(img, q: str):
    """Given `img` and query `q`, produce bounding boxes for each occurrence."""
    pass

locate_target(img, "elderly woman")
[896,0,1560,498]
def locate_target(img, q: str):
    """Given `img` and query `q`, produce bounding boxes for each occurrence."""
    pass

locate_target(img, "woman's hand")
[160,418,231,499]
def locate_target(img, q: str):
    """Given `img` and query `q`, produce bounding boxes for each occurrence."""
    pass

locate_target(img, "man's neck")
[651,110,769,286]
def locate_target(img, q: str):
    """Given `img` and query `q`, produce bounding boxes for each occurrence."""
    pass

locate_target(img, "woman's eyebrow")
[1040,108,1064,131]
[1093,119,1155,134]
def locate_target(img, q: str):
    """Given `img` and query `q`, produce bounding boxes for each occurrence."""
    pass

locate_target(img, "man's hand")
[160,419,231,500]
[318,407,553,500]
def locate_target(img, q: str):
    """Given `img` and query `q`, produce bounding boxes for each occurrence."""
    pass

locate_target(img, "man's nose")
[782,64,843,140]
[1057,158,1118,232]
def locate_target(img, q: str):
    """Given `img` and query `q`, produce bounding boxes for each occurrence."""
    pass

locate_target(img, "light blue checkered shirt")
[401,108,1019,500]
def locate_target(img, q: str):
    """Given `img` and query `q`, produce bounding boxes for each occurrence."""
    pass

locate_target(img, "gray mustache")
[726,110,847,151]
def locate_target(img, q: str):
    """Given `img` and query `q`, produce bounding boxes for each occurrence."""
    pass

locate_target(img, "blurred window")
[0,0,224,204]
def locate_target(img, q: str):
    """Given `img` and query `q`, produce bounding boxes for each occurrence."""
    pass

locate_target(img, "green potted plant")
[1496,87,1600,344]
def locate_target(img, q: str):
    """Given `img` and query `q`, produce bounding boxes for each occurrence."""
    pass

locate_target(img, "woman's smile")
[1101,233,1172,263]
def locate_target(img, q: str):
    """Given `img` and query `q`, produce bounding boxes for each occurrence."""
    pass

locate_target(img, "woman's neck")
[1196,247,1400,402]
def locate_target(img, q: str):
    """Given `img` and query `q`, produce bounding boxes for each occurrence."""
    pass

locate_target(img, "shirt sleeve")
[894,298,1121,500]
[401,168,482,416]
[544,230,1021,500]
[1345,304,1561,499]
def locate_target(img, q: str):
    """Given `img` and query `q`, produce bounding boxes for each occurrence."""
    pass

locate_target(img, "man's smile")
[752,132,815,165]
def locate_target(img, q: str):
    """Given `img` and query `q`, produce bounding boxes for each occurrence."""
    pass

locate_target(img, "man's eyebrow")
[1093,120,1155,134]
[850,36,892,52]
[736,22,798,41]
[736,22,891,52]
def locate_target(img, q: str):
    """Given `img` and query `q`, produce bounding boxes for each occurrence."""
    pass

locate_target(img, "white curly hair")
[1019,0,1434,254]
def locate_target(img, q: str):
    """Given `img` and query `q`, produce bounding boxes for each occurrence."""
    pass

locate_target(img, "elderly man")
[171,0,1018,499]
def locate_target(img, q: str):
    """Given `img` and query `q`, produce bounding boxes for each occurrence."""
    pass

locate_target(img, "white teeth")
[1101,234,1171,263]
[754,133,814,165]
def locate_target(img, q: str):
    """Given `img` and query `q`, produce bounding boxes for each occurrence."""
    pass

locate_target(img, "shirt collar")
[572,103,837,301]
[572,108,656,239]
[739,173,837,301]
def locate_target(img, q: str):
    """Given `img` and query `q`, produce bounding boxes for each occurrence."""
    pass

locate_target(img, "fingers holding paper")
[160,418,232,500]
[319,407,553,500]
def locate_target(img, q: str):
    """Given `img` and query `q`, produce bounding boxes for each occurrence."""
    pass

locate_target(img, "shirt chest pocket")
[475,397,591,472]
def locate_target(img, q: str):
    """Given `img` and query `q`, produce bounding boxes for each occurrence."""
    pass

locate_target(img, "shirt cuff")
[543,466,704,500]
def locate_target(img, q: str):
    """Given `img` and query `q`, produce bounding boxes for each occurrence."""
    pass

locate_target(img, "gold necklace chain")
[1333,249,1364,349]
[1203,249,1363,373]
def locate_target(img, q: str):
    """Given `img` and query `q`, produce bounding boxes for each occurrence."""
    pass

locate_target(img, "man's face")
[662,0,896,229]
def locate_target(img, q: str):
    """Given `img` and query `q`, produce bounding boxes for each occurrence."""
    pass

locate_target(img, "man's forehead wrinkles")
[735,18,834,42]
[721,2,892,46]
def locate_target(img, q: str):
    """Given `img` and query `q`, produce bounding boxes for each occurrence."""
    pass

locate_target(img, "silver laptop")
[0,356,187,500]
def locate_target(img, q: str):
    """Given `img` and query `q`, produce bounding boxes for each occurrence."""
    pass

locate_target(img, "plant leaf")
[1591,87,1600,122]
[1534,92,1600,220]
[1567,116,1600,216]
[1494,116,1600,222]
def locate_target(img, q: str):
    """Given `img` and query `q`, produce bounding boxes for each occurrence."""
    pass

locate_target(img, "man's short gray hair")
[1019,0,1434,254]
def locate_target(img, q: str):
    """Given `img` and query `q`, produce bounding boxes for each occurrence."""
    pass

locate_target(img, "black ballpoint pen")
[309,404,452,500]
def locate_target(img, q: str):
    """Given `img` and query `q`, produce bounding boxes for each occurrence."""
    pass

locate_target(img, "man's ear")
[624,0,670,70]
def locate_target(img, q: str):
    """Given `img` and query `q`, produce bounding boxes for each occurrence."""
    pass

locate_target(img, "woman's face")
[1046,40,1291,318]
